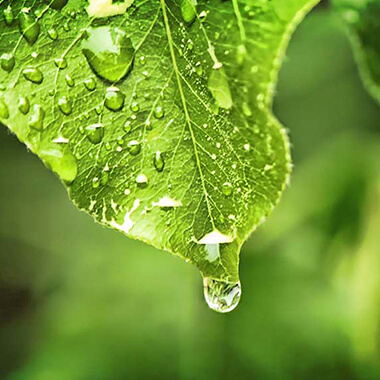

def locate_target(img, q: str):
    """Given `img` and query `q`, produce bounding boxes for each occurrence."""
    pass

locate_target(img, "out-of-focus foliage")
[333,0,380,104]
[1,6,380,380]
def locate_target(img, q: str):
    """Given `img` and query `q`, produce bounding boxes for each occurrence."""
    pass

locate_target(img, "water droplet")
[92,177,100,188]
[208,68,232,109]
[154,105,165,119]
[0,53,15,73]
[127,140,141,156]
[54,57,67,69]
[124,120,132,133]
[82,26,135,83]
[58,96,72,115]
[153,151,164,172]
[19,9,40,45]
[101,169,109,185]
[0,98,9,119]
[28,104,45,131]
[181,0,197,24]
[203,278,241,313]
[65,74,75,87]
[3,6,14,25]
[23,67,43,84]
[130,101,140,112]
[85,123,104,144]
[18,95,30,114]
[84,77,96,91]
[222,182,232,196]
[136,173,148,188]
[194,61,203,76]
[104,87,125,111]
[47,28,58,40]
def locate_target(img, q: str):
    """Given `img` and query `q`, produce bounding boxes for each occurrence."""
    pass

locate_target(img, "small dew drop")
[19,9,40,45]
[85,123,104,144]
[23,67,43,84]
[136,173,148,189]
[154,105,165,119]
[58,96,72,115]
[18,95,30,114]
[222,182,232,196]
[65,74,75,87]
[153,151,165,172]
[84,77,96,91]
[181,0,197,24]
[54,57,67,69]
[104,87,125,111]
[130,101,140,112]
[0,53,15,73]
[92,177,100,188]
[47,28,58,40]
[127,140,141,156]
[203,278,241,313]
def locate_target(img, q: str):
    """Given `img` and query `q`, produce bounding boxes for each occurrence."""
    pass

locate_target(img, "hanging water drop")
[203,278,241,313]
[0,53,15,73]
[104,87,125,111]
[19,9,40,45]
[82,26,135,83]
[23,67,43,84]
[153,151,165,172]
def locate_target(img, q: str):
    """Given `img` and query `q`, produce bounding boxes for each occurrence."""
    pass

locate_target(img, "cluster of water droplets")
[0,0,265,313]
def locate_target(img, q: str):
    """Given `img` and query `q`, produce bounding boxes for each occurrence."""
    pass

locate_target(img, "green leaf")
[333,0,380,104]
[0,0,319,288]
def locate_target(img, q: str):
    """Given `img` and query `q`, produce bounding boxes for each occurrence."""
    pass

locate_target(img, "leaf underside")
[0,0,319,282]
[333,0,380,105]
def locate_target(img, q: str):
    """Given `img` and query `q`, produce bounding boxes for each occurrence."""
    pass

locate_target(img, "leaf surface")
[333,0,380,104]
[0,0,319,282]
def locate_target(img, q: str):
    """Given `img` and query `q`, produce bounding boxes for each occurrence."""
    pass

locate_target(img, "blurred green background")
[2,5,380,380]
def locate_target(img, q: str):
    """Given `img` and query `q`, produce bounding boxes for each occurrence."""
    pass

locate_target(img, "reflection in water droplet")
[203,278,241,313]
[154,105,165,119]
[82,26,135,83]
